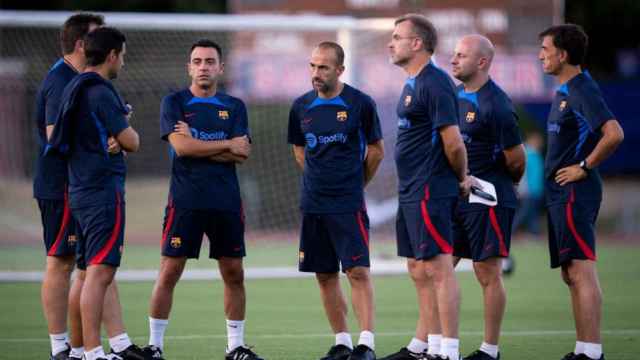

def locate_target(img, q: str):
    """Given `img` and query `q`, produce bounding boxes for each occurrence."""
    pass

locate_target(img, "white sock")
[358,330,375,350]
[575,341,587,354]
[109,332,133,353]
[70,347,84,359]
[50,332,69,355]
[427,334,442,355]
[584,342,602,359]
[84,346,106,360]
[407,337,428,353]
[479,342,499,359]
[226,319,245,352]
[335,332,353,349]
[149,317,169,350]
[441,337,460,360]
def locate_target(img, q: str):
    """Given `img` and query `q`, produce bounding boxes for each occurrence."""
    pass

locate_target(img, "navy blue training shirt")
[33,59,77,200]
[457,79,522,210]
[545,72,614,205]
[287,84,383,213]
[64,73,130,209]
[160,89,249,211]
[395,62,460,203]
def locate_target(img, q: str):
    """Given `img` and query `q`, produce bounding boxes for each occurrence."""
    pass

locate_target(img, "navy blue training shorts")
[453,205,514,262]
[161,203,246,259]
[298,211,370,273]
[396,195,456,261]
[547,190,599,268]
[74,194,125,269]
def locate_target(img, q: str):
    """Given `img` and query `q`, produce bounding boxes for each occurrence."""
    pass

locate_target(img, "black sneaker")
[462,350,500,360]
[572,354,605,360]
[348,345,376,360]
[50,346,70,360]
[226,346,265,360]
[379,347,425,360]
[141,345,164,360]
[112,344,151,360]
[561,353,576,360]
[320,345,353,360]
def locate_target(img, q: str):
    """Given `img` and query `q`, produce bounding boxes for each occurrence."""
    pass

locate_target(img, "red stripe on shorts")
[89,193,122,265]
[565,189,596,261]
[420,186,452,254]
[356,211,369,247]
[488,207,508,257]
[48,191,71,256]
[162,200,176,248]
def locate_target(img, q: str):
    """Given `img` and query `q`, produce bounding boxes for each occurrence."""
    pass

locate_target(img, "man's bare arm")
[503,144,526,183]
[364,140,384,186]
[292,145,305,170]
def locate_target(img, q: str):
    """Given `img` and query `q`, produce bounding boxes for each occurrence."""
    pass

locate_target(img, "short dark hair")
[395,13,438,53]
[189,39,223,61]
[539,24,588,66]
[84,27,126,67]
[60,13,104,55]
[316,41,345,66]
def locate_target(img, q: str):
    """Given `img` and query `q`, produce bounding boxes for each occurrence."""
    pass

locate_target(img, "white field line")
[1,329,639,343]
[0,259,475,282]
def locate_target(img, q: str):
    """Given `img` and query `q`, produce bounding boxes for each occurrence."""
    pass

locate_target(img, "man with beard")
[144,39,263,360]
[288,41,384,360]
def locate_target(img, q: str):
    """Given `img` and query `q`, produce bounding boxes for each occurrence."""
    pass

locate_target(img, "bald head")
[451,34,495,85]
[460,34,495,65]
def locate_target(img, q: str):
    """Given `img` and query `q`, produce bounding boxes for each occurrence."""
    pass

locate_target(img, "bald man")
[450,35,526,360]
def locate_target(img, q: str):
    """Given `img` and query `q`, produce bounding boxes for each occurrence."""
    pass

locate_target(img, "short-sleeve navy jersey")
[545,72,614,205]
[160,89,249,211]
[457,79,522,210]
[33,59,77,199]
[66,77,130,209]
[287,84,383,213]
[395,62,460,203]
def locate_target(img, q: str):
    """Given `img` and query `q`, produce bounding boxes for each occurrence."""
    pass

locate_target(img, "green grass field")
[0,242,638,359]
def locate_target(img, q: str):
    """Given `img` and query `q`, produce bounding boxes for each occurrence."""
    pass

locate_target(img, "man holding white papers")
[450,35,526,360]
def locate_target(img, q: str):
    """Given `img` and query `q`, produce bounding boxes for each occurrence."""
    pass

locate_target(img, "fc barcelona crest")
[559,100,567,111]
[218,110,229,120]
[337,111,348,122]
[465,112,476,123]
[170,237,182,248]
[404,95,412,107]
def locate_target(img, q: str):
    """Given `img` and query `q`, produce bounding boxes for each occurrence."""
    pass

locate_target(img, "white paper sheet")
[469,177,498,207]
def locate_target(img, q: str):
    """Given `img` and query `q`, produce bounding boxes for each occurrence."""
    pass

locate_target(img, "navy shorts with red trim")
[161,204,245,259]
[74,195,125,270]
[547,190,599,268]
[298,211,370,273]
[453,205,514,262]
[38,197,80,257]
[396,190,456,261]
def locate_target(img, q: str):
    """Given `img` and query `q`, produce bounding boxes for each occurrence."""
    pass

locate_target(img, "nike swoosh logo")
[352,255,364,261]
[185,112,196,118]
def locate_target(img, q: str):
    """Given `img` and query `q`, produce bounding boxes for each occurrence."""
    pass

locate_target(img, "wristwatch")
[579,160,590,172]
